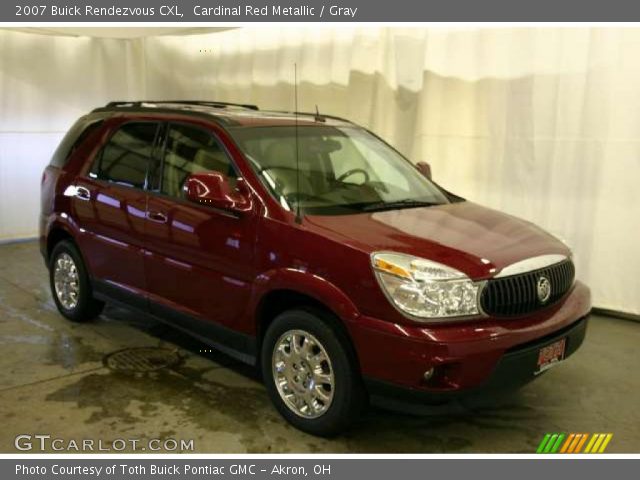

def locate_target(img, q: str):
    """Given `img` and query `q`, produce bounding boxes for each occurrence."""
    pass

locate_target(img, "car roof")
[90,101,355,128]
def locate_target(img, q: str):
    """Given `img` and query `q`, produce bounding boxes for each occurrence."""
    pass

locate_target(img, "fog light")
[423,367,435,381]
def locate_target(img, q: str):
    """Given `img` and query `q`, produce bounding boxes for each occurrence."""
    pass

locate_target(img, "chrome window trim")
[494,254,569,278]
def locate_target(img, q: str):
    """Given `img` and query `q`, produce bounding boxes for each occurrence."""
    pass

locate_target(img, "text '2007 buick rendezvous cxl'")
[40,100,591,435]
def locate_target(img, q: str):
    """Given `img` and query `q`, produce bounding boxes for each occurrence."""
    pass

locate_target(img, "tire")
[49,240,104,322]
[261,308,366,436]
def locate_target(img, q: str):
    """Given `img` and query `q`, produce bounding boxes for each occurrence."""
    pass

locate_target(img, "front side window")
[90,122,159,189]
[230,125,450,215]
[159,124,237,198]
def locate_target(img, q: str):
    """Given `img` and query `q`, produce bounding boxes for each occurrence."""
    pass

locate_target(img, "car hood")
[304,201,570,280]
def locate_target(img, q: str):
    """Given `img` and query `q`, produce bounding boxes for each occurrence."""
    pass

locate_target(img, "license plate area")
[535,338,566,375]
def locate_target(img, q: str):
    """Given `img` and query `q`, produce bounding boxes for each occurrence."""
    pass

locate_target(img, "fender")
[247,267,362,330]
[46,214,80,236]
[42,213,86,265]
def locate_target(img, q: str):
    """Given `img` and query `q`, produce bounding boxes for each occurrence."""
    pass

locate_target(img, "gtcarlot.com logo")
[536,433,613,453]
[14,434,194,452]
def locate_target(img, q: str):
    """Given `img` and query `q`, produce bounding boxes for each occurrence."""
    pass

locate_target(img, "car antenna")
[294,63,303,224]
[314,104,326,123]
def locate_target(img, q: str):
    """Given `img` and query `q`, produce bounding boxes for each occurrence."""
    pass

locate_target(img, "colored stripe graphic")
[591,433,606,452]
[584,434,598,453]
[550,434,565,453]
[575,433,589,452]
[537,433,612,453]
[544,434,558,453]
[536,434,552,453]
[598,434,613,453]
[568,434,582,453]
[559,433,575,453]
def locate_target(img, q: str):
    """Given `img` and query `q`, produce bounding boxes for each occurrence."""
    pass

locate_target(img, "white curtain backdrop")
[1,27,638,315]
[0,30,145,240]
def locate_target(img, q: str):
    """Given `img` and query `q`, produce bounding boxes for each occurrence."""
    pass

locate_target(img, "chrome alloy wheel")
[53,253,80,310]
[272,329,335,419]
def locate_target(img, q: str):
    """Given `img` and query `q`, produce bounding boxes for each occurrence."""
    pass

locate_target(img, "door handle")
[75,186,91,201]
[147,211,168,223]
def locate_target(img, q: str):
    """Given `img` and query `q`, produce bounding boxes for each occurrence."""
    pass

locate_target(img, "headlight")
[371,252,482,321]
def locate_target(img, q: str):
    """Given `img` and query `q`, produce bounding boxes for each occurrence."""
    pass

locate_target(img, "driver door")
[144,122,258,332]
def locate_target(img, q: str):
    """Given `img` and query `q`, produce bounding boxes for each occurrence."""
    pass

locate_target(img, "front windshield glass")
[230,125,450,215]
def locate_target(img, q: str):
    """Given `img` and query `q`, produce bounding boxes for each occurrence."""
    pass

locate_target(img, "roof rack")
[104,100,259,111]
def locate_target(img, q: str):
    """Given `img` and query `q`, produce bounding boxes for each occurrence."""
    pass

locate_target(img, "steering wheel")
[337,168,370,184]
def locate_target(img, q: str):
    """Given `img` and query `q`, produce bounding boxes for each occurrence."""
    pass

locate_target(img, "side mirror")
[184,172,251,213]
[415,161,432,180]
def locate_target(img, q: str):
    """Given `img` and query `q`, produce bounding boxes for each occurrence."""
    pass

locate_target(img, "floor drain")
[104,347,182,373]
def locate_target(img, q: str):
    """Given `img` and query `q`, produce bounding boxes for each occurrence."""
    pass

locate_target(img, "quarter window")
[50,118,104,168]
[160,124,237,198]
[90,122,159,189]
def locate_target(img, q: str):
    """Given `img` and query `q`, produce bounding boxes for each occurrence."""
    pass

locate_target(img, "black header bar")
[5,0,640,22]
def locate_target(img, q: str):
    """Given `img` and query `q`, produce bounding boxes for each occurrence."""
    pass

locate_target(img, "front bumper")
[365,315,588,409]
[348,280,591,402]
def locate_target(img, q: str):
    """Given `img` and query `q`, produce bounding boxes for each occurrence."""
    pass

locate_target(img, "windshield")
[229,125,450,215]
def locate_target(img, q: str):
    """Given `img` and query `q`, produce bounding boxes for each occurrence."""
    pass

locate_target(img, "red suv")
[40,101,591,436]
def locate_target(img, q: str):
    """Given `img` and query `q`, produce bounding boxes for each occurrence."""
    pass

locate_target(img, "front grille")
[481,260,575,316]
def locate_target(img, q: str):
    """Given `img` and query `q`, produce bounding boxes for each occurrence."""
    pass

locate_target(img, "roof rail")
[104,100,259,111]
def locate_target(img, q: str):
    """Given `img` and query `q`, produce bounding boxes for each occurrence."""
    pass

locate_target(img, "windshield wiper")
[362,199,442,212]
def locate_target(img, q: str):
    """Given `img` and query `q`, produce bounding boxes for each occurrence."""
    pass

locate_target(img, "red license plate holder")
[535,338,566,375]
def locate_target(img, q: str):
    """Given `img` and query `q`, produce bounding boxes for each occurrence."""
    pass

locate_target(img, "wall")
[0,30,144,239]
[0,27,638,314]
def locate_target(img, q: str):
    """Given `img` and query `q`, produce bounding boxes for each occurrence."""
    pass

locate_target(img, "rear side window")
[90,122,159,189]
[49,118,104,168]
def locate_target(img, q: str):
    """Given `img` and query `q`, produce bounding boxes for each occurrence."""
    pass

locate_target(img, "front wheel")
[261,308,366,436]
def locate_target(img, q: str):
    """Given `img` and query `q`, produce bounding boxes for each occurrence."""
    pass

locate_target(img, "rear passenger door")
[144,122,258,332]
[73,121,161,305]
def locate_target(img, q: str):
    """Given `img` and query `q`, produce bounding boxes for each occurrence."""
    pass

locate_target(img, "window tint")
[160,124,237,198]
[50,117,104,168]
[90,123,159,189]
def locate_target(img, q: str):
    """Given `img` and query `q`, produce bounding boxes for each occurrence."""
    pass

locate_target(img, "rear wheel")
[261,308,366,436]
[49,240,104,322]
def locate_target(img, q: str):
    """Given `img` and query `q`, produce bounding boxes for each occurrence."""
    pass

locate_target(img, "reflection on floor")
[0,241,638,453]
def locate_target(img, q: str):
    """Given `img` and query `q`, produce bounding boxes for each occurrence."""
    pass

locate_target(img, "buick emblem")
[537,276,552,304]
